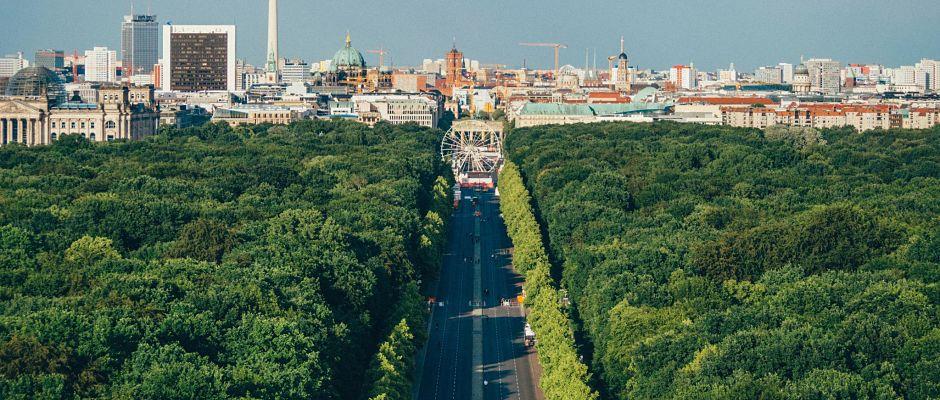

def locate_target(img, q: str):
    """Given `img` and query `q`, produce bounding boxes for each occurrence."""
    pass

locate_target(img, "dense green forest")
[0,120,450,400]
[498,162,598,400]
[505,123,940,399]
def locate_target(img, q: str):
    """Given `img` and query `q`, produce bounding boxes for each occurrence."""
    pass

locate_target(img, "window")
[51,133,57,141]
[90,122,95,129]
[105,121,116,129]
[71,122,76,129]
[80,122,85,129]
[51,122,56,128]
[89,133,96,141]
[107,135,114,142]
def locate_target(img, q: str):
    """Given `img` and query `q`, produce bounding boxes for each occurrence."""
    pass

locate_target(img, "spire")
[346,31,352,47]
[620,36,624,54]
[452,36,457,51]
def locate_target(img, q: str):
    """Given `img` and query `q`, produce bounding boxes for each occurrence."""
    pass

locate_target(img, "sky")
[2,0,938,72]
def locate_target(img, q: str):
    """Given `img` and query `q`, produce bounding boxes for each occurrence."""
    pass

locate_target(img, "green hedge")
[498,161,598,400]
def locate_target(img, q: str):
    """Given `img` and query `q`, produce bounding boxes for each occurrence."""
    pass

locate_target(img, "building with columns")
[0,66,159,146]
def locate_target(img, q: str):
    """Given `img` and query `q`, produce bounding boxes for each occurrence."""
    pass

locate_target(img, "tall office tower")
[915,59,940,92]
[0,52,29,78]
[778,63,794,83]
[670,64,697,90]
[122,14,159,77]
[805,58,842,94]
[265,0,279,82]
[162,25,237,92]
[35,50,65,70]
[755,66,783,84]
[84,47,118,83]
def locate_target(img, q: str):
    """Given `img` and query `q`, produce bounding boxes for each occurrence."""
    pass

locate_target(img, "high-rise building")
[265,0,279,82]
[0,53,29,78]
[755,66,783,84]
[121,14,159,77]
[84,47,118,83]
[915,59,940,92]
[670,64,697,90]
[804,58,842,94]
[778,63,794,83]
[281,59,310,83]
[162,25,237,92]
[35,50,65,70]
[893,66,928,92]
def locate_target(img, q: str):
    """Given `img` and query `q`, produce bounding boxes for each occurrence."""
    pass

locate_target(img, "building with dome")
[615,37,632,93]
[793,63,811,94]
[324,33,367,88]
[0,66,158,146]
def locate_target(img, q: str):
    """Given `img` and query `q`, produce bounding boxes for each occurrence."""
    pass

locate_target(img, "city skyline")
[2,0,938,71]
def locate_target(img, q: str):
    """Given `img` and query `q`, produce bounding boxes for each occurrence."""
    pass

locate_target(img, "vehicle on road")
[524,323,536,347]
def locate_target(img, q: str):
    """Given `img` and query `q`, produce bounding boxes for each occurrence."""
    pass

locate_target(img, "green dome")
[330,33,365,72]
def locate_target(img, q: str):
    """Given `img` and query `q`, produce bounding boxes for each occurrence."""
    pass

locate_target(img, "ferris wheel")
[441,120,503,175]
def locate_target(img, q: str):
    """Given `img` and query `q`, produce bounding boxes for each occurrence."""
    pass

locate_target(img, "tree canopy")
[0,120,449,399]
[505,122,940,399]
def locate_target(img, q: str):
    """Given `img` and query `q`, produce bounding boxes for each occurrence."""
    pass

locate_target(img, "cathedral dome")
[4,66,66,104]
[794,63,809,75]
[618,52,629,61]
[330,33,366,72]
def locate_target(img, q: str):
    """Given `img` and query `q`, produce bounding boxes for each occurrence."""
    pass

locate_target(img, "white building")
[280,59,310,83]
[893,66,929,92]
[84,47,118,83]
[778,63,794,83]
[0,52,29,78]
[718,63,738,83]
[755,66,783,84]
[350,94,441,128]
[915,59,939,92]
[670,65,697,89]
[161,25,237,92]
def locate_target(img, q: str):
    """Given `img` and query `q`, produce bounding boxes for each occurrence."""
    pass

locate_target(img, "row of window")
[48,132,116,141]
[50,121,117,129]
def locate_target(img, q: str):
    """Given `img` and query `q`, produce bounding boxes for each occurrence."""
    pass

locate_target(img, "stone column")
[27,119,33,146]
[1,119,6,145]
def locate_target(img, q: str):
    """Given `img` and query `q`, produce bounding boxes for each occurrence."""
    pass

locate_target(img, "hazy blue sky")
[2,0,938,71]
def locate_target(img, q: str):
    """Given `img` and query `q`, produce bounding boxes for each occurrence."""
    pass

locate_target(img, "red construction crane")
[367,47,389,69]
[519,42,567,74]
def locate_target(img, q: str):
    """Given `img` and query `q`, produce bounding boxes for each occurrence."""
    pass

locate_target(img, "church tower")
[445,40,465,89]
[615,36,631,93]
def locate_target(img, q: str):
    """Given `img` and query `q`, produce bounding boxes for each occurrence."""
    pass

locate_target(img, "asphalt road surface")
[417,189,542,400]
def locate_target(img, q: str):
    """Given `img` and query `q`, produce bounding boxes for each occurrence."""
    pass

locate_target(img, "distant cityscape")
[1,0,939,147]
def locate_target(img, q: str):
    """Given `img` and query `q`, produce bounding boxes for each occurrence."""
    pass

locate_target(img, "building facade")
[805,58,842,94]
[212,105,299,126]
[162,25,237,92]
[35,50,65,70]
[84,47,118,83]
[0,53,29,78]
[122,14,160,78]
[0,66,158,146]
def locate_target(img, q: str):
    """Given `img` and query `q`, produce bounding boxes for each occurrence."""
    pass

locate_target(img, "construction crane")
[367,47,389,69]
[519,43,567,74]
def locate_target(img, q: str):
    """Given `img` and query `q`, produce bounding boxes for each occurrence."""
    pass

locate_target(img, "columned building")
[615,36,631,93]
[0,66,159,146]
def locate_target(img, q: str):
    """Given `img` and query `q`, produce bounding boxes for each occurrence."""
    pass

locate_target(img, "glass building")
[121,14,159,77]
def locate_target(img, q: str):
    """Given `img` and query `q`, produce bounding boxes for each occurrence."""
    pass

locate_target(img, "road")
[417,189,542,400]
